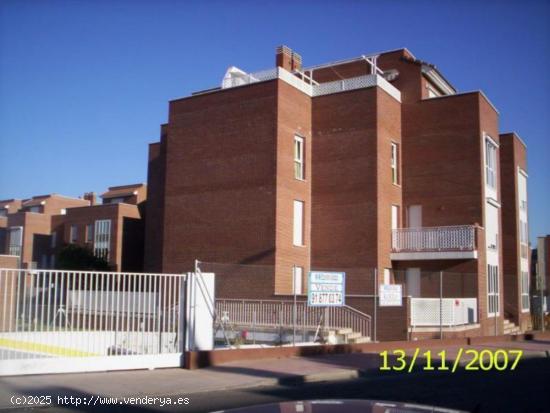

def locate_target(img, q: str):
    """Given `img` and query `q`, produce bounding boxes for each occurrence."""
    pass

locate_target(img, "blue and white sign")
[308,271,345,307]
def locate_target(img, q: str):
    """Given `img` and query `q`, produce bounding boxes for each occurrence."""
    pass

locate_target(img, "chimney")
[83,192,97,206]
[275,45,302,72]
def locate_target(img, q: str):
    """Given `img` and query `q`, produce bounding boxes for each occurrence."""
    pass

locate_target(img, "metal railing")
[410,297,478,327]
[392,225,477,253]
[215,298,371,339]
[220,66,401,101]
[0,268,185,361]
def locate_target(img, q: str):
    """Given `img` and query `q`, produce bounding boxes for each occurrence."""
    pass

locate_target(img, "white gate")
[0,269,214,376]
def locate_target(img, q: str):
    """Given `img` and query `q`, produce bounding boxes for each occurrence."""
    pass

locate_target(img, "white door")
[408,205,422,228]
[406,268,421,297]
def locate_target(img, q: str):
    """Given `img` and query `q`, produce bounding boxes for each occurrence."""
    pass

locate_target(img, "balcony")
[391,225,478,261]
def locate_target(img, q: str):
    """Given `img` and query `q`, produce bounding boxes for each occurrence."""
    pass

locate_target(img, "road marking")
[0,338,98,357]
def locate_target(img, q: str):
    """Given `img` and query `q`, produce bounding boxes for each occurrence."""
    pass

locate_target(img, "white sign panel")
[379,284,403,307]
[308,271,345,307]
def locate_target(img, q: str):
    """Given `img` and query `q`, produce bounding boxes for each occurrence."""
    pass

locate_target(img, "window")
[29,206,40,213]
[293,200,304,246]
[86,224,93,243]
[391,143,399,185]
[8,227,23,256]
[485,139,497,189]
[294,136,304,180]
[51,232,57,248]
[521,271,530,311]
[293,266,303,295]
[0,210,6,217]
[94,219,111,261]
[70,225,78,243]
[106,197,125,204]
[519,220,528,245]
[487,265,500,316]
[50,254,55,269]
[383,269,391,285]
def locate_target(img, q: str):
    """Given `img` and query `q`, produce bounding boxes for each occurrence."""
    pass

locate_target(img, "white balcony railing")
[410,298,478,327]
[392,225,476,253]
[220,67,402,102]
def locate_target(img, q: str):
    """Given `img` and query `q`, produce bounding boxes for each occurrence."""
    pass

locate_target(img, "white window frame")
[391,142,399,185]
[487,264,500,316]
[294,135,304,180]
[94,219,111,261]
[485,138,497,189]
[293,200,304,247]
[521,271,530,311]
[293,266,303,295]
[69,225,78,244]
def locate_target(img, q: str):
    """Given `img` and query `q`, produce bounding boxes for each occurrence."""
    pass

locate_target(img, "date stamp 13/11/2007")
[379,348,523,373]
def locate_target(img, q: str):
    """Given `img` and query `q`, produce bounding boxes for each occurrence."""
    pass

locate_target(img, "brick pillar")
[276,45,302,72]
[0,269,19,332]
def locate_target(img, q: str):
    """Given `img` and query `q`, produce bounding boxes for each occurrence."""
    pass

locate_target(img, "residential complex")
[0,45,534,342]
[144,46,530,340]
[0,184,146,272]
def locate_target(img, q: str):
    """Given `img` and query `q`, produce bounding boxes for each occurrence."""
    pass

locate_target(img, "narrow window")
[485,139,497,189]
[294,136,304,180]
[51,232,57,248]
[487,265,500,316]
[293,266,303,295]
[94,219,111,261]
[293,200,304,246]
[86,224,93,243]
[521,271,530,311]
[391,142,399,185]
[70,225,78,243]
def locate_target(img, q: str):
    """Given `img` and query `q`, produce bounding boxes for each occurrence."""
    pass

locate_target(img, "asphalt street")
[2,355,549,413]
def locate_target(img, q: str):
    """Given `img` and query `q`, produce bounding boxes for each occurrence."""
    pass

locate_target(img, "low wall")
[184,332,550,369]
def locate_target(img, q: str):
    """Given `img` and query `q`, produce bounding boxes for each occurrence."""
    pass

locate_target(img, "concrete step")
[345,332,362,340]
[336,328,353,335]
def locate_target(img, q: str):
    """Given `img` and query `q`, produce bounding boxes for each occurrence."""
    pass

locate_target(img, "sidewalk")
[0,339,548,410]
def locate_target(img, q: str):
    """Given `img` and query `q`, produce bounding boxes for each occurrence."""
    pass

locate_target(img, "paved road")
[2,355,549,413]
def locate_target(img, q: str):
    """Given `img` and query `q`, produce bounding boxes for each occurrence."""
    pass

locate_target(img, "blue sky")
[0,0,548,244]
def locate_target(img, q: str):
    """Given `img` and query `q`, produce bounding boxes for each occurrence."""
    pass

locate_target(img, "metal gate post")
[374,268,378,343]
[439,271,443,340]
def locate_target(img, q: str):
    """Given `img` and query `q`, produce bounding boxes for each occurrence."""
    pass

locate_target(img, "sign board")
[378,284,403,307]
[308,271,345,307]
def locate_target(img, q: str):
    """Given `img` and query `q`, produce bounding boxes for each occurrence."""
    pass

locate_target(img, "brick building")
[499,133,531,331]
[0,185,146,272]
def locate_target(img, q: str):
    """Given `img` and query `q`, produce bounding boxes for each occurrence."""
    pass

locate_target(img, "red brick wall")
[0,258,18,331]
[274,80,312,295]
[499,133,530,329]
[144,133,166,273]
[311,87,379,293]
[161,81,279,285]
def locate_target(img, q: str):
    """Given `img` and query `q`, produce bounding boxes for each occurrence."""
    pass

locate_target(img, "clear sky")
[0,0,548,244]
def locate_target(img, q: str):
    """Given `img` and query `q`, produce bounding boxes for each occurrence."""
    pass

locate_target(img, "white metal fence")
[392,225,476,253]
[216,298,371,339]
[0,268,186,375]
[410,297,478,327]
[220,66,401,101]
